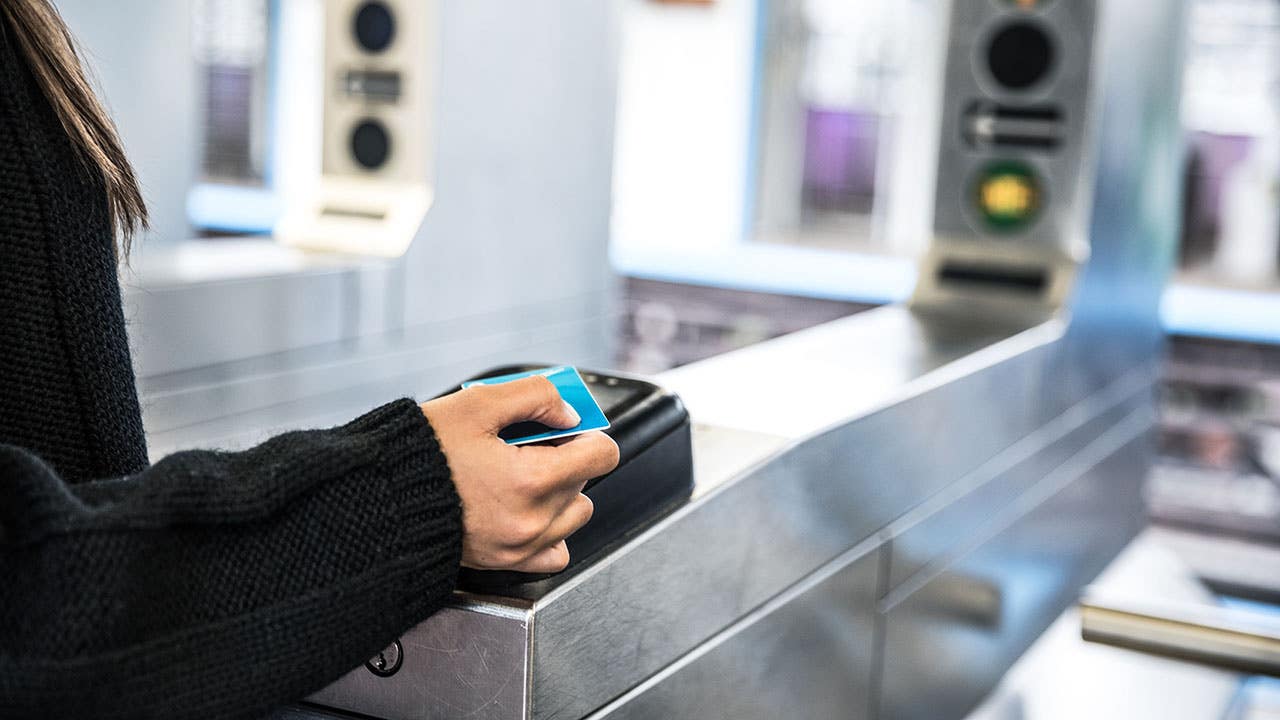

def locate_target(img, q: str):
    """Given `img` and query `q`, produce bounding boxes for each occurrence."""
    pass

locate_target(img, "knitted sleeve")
[0,398,463,720]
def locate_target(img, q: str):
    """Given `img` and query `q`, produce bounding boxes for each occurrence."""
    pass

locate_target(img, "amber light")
[974,161,1042,231]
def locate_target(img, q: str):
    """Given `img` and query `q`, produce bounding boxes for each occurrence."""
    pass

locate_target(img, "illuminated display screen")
[1004,0,1049,9]
[974,161,1042,231]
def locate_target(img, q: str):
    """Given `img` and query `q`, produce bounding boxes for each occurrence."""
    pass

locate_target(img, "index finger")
[469,375,582,432]
[517,431,620,496]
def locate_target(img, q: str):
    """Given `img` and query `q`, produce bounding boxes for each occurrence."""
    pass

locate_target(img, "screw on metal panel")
[365,639,403,678]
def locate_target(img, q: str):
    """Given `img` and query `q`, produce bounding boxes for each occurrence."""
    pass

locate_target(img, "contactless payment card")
[462,366,610,445]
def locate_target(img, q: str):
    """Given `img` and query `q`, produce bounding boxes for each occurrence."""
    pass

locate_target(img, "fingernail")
[562,401,581,426]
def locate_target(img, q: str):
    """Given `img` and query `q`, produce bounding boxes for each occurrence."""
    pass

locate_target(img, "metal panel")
[136,293,612,455]
[308,602,532,720]
[304,311,1064,719]
[529,314,1061,720]
[879,410,1153,720]
[306,305,1163,720]
[591,548,882,720]
[656,304,1047,440]
[883,365,1155,593]
[126,266,354,378]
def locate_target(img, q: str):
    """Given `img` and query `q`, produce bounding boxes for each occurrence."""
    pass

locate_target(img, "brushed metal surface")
[879,410,1153,720]
[882,365,1155,594]
[590,548,882,720]
[529,314,1050,720]
[125,261,357,377]
[307,601,531,720]
[306,301,1159,720]
[136,291,612,456]
[657,303,1049,440]
[895,8,1192,693]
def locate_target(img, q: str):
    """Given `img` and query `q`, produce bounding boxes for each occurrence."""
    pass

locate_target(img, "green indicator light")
[974,161,1042,232]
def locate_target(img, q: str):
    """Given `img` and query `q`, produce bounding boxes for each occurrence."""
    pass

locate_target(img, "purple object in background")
[802,107,880,214]
[1180,131,1255,267]
[1190,131,1254,232]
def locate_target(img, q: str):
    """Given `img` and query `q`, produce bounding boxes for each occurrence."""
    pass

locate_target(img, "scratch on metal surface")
[461,670,516,718]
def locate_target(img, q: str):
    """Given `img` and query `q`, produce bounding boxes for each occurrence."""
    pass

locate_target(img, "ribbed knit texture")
[0,17,463,720]
[0,17,146,484]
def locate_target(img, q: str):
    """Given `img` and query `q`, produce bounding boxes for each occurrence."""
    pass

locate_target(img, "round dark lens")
[351,119,391,170]
[353,1,396,53]
[986,22,1054,91]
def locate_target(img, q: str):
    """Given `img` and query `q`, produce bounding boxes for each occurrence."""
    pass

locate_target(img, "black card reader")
[451,365,694,599]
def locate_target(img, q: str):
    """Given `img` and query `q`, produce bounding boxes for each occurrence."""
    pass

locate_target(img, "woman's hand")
[421,376,620,573]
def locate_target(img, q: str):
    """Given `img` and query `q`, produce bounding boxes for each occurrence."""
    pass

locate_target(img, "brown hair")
[1,0,148,249]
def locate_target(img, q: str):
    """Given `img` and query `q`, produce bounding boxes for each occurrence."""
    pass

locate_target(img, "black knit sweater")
[0,18,462,720]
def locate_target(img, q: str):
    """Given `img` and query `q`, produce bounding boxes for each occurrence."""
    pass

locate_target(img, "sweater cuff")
[346,398,464,610]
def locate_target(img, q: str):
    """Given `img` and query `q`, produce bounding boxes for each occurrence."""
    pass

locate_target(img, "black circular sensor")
[365,640,403,678]
[353,1,396,53]
[350,119,391,170]
[985,21,1054,91]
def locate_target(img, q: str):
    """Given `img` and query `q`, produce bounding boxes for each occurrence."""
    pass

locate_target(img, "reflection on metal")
[589,549,883,720]
[907,571,1004,629]
[878,408,1155,720]
[1081,594,1280,677]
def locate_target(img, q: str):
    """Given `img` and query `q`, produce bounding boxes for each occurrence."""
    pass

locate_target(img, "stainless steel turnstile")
[127,1,1187,718]
[303,308,1159,720]
[296,0,1188,716]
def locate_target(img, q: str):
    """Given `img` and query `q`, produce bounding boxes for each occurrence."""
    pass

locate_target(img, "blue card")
[462,366,611,445]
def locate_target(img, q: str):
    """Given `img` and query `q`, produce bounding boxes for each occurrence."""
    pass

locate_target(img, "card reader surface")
[452,366,694,599]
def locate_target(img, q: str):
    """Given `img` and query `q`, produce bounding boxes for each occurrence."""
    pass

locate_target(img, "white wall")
[56,0,199,246]
[611,0,760,256]
[400,0,623,327]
